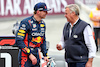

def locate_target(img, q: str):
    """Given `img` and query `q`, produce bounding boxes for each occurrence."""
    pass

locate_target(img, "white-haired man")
[56,4,96,67]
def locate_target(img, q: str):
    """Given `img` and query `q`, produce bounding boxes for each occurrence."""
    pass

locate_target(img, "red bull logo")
[32,36,42,43]
[45,6,47,9]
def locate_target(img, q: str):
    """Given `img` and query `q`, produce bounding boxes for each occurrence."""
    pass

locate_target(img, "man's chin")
[42,17,46,19]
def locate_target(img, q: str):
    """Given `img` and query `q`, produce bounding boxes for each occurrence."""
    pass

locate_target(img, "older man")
[56,4,96,67]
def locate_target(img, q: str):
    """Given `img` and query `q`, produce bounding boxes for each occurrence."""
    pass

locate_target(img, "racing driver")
[15,2,51,67]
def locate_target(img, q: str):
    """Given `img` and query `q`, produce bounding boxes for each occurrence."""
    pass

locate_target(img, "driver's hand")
[29,53,37,65]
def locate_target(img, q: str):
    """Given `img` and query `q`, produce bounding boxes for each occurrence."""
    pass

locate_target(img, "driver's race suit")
[15,15,47,67]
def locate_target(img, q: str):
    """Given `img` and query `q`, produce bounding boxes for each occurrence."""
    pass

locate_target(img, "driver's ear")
[37,10,40,14]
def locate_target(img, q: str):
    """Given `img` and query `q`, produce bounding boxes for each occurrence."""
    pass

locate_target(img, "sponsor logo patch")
[33,24,36,28]
[20,27,26,30]
[31,32,44,36]
[73,35,78,38]
[17,36,24,39]
[31,36,42,43]
[40,24,44,27]
[32,28,37,31]
[22,24,26,27]
[24,47,30,53]
[19,29,25,33]
[17,33,25,36]
[30,21,33,23]
[41,28,45,32]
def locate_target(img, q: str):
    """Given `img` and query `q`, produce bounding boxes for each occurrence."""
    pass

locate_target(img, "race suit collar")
[32,15,42,24]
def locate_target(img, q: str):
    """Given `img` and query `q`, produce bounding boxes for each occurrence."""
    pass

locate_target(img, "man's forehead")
[65,8,70,12]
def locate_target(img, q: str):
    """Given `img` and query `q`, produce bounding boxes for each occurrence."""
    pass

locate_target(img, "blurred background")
[0,0,100,67]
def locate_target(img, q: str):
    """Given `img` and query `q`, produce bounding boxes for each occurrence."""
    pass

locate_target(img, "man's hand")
[56,44,62,50]
[29,53,37,65]
[85,58,93,67]
[44,57,49,63]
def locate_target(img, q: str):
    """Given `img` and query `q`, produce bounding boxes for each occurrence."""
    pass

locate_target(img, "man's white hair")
[65,4,80,15]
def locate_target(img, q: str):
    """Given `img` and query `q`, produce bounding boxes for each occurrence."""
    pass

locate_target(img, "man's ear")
[72,11,76,15]
[36,10,40,14]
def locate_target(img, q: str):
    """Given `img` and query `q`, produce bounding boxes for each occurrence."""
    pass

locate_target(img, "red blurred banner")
[0,0,74,18]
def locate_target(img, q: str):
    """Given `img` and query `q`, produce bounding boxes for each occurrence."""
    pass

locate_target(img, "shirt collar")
[32,15,37,22]
[69,18,79,27]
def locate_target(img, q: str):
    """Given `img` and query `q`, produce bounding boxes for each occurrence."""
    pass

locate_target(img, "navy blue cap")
[34,2,51,11]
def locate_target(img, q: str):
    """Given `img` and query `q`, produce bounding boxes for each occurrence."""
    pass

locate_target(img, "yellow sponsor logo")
[40,24,44,27]
[32,36,42,43]
[24,47,30,53]
[46,53,48,56]
[19,29,25,33]
[17,33,25,36]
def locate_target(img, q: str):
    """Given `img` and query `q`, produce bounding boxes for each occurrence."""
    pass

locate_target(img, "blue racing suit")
[15,15,47,67]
